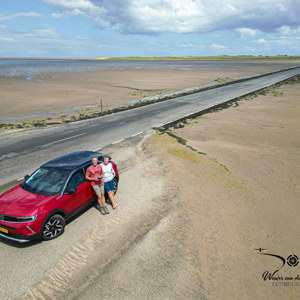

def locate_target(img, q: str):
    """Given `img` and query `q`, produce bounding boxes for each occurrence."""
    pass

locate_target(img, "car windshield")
[22,168,70,196]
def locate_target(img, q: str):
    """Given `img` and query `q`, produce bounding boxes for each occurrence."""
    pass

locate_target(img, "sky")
[0,0,300,58]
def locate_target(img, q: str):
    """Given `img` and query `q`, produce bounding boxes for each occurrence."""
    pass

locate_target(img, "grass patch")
[215,77,235,84]
[167,147,200,163]
[129,89,165,98]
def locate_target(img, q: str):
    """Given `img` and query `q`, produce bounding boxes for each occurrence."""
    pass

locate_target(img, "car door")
[61,169,94,217]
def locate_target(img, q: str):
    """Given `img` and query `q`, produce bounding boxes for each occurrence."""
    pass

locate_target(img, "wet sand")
[0,60,299,123]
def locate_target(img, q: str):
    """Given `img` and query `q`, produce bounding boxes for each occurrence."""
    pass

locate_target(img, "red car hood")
[0,184,55,216]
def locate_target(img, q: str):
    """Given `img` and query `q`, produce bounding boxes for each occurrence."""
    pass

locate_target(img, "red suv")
[0,151,119,243]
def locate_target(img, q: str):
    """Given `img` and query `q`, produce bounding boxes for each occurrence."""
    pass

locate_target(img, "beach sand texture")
[148,81,300,299]
[0,60,299,122]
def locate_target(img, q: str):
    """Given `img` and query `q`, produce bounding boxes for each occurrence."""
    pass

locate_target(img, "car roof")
[41,151,103,171]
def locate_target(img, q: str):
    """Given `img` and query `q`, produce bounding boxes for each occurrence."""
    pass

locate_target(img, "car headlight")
[2,214,37,223]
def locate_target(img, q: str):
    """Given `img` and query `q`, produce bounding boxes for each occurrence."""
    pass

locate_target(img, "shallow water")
[0,59,242,78]
[0,104,100,120]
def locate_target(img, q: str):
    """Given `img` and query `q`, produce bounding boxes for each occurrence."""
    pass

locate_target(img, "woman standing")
[101,155,117,209]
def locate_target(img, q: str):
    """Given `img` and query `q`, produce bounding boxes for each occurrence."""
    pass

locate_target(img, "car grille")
[0,213,36,223]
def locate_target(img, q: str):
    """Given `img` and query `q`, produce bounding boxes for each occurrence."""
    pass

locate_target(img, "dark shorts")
[104,178,114,193]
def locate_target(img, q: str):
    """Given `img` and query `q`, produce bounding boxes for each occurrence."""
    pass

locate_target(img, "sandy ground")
[0,60,299,122]
[148,81,300,299]
[14,80,299,300]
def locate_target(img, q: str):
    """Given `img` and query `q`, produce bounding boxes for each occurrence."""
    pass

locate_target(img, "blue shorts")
[104,178,114,192]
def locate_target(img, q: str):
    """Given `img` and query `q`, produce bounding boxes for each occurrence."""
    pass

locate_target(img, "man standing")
[86,156,109,215]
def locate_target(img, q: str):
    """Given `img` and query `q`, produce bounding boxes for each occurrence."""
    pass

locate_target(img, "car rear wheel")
[114,177,118,195]
[43,214,65,240]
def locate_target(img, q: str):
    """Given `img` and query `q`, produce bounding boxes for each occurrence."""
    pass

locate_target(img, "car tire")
[114,177,118,195]
[42,214,65,241]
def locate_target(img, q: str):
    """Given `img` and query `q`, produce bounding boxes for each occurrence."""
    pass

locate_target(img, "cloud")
[25,28,60,37]
[50,13,66,19]
[254,38,267,44]
[253,36,300,50]
[278,25,300,35]
[0,12,67,21]
[42,0,103,17]
[0,12,43,21]
[0,37,16,42]
[244,46,256,52]
[235,27,259,38]
[0,25,100,57]
[210,44,228,50]
[41,0,300,35]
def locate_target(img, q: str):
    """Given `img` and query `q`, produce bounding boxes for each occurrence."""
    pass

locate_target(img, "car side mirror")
[24,175,30,181]
[64,187,77,195]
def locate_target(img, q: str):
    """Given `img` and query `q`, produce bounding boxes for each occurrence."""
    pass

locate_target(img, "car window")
[67,169,85,189]
[22,168,69,196]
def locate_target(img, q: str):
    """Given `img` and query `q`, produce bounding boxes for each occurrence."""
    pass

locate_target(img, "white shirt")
[101,162,115,183]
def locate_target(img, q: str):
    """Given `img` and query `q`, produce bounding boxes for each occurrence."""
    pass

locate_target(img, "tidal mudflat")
[1,60,299,125]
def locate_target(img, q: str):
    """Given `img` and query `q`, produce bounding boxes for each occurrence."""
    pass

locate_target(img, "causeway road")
[0,66,300,187]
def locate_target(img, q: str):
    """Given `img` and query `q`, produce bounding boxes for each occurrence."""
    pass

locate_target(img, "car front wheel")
[43,214,65,240]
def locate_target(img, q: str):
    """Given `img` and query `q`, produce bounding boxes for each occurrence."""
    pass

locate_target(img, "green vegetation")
[215,77,235,84]
[96,55,300,61]
[129,89,166,97]
[167,146,200,164]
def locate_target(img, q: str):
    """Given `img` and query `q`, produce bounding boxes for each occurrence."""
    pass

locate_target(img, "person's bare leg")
[108,191,117,208]
[101,194,105,206]
[101,193,109,214]
[97,195,103,207]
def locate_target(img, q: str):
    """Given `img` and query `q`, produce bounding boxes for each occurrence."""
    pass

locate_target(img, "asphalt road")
[0,66,299,187]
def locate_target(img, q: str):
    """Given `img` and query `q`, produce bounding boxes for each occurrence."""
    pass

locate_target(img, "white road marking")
[131,131,143,137]
[92,148,101,152]
[37,133,86,149]
[112,139,124,144]
[17,177,23,181]
[0,152,18,161]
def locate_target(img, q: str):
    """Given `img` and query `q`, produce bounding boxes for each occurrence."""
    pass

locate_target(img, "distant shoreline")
[1,55,300,61]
